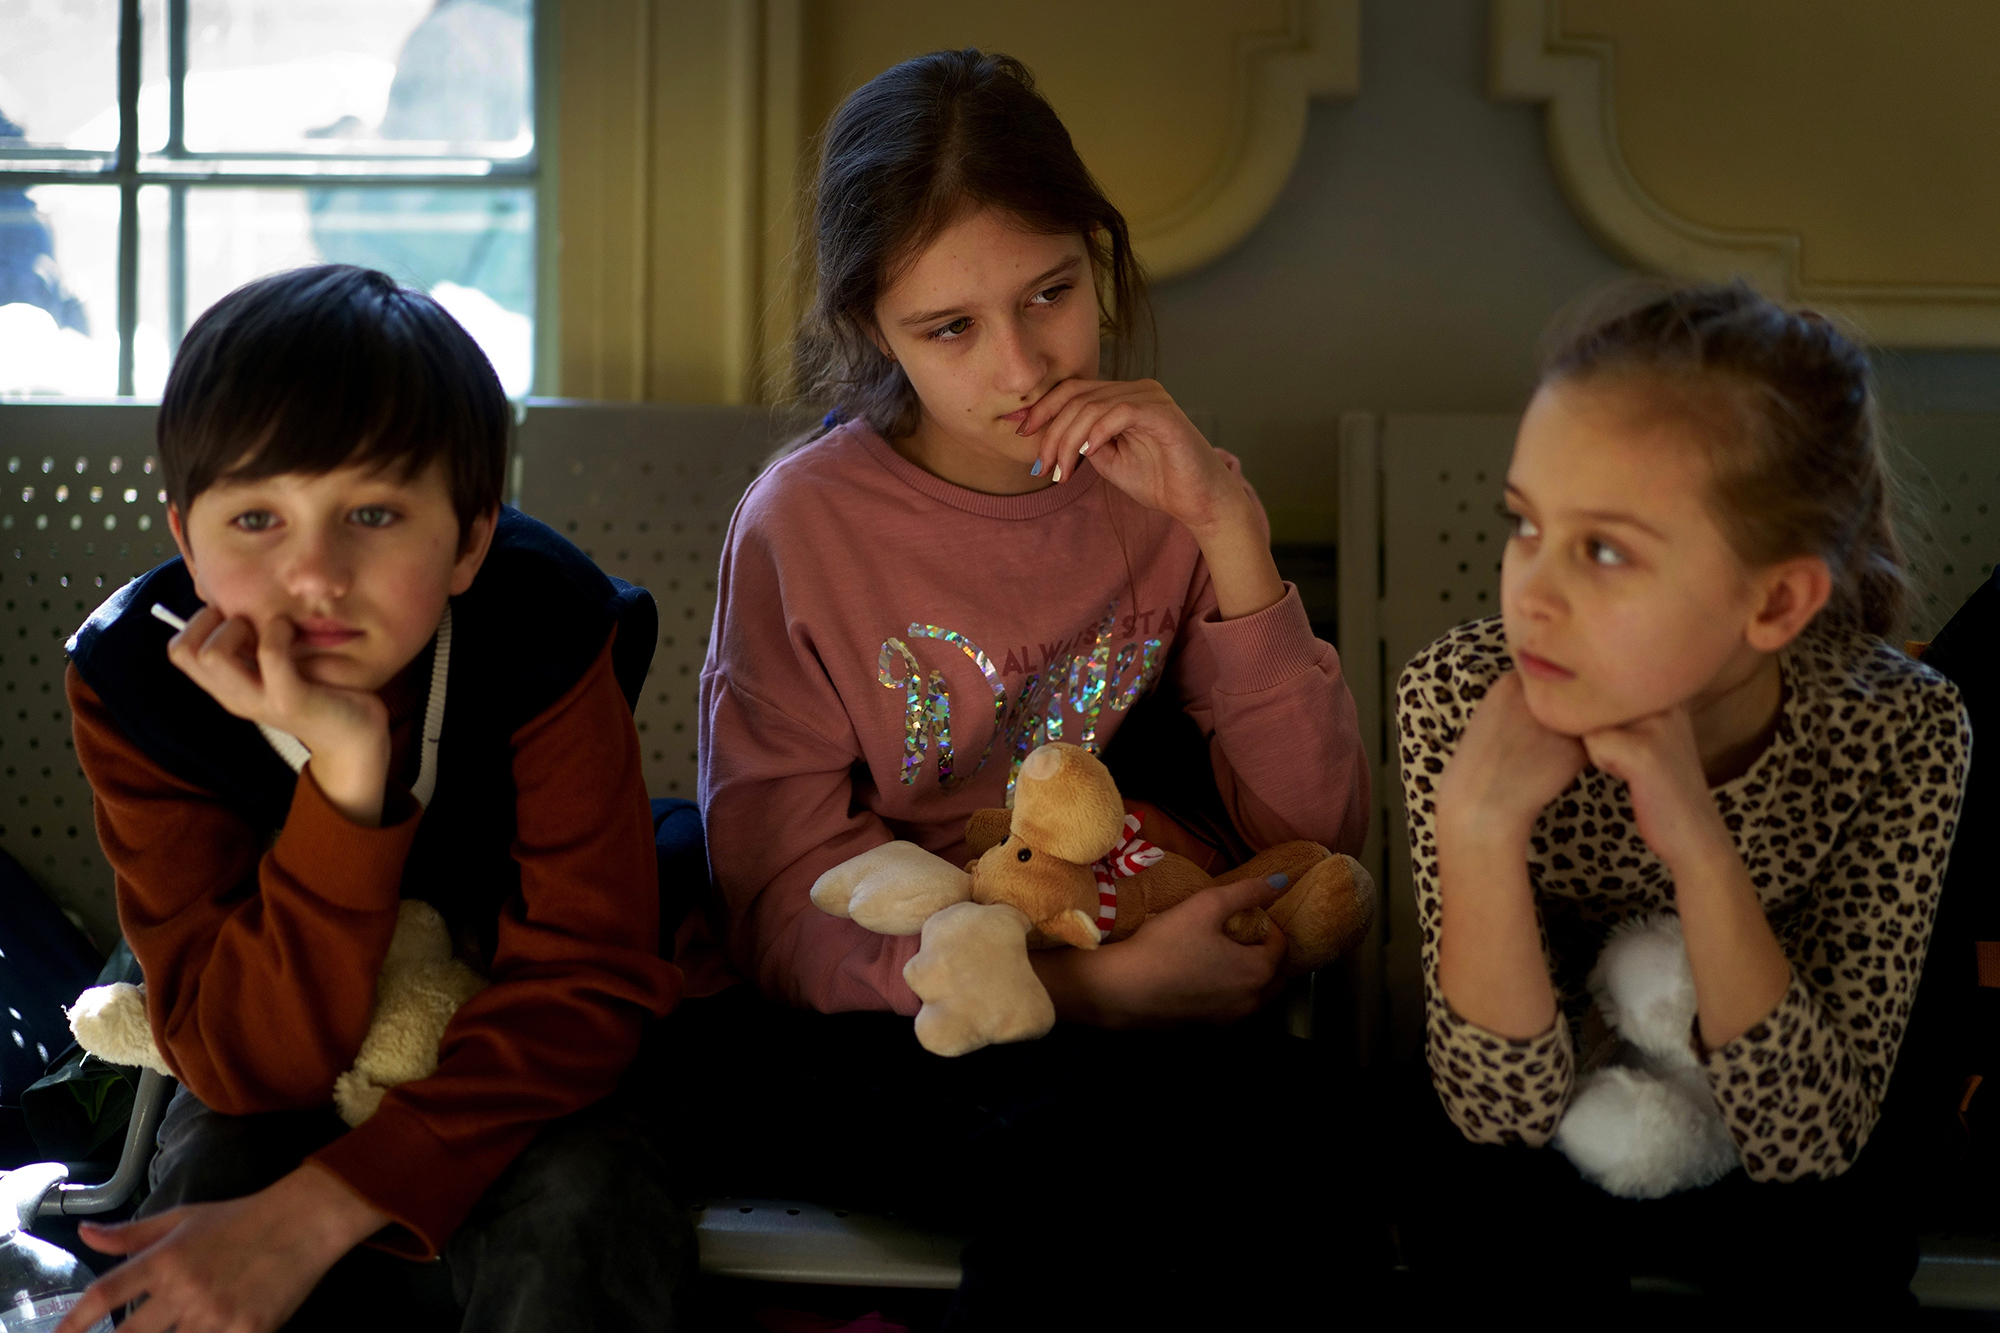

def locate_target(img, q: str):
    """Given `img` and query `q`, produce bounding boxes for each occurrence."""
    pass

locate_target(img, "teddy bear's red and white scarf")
[1091,812,1164,941]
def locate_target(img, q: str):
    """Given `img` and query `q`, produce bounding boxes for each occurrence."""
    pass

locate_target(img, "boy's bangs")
[210,348,456,493]
[161,265,508,528]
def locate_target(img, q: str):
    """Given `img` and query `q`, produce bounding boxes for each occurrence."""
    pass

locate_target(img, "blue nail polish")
[1029,459,1043,476]
[1267,873,1289,889]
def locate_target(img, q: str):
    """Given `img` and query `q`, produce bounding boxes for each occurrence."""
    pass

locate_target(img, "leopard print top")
[1397,616,1970,1181]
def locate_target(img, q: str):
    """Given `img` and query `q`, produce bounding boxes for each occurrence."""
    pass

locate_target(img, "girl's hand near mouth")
[1016,376,1286,618]
[166,605,392,827]
[1015,377,1231,520]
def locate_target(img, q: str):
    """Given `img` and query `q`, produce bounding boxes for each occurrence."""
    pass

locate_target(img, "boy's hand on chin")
[167,606,391,827]
[1581,709,1728,870]
[58,1166,388,1333]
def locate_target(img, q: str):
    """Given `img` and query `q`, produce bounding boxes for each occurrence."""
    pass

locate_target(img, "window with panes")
[0,0,538,399]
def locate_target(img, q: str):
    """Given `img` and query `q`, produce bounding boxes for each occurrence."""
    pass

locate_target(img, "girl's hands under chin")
[1435,671,1588,846]
[1016,378,1241,530]
[1580,709,1731,871]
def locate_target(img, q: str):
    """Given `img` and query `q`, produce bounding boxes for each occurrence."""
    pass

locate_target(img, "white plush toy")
[66,899,487,1128]
[1551,913,1742,1198]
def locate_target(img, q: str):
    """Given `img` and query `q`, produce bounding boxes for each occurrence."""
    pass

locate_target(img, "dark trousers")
[648,986,1389,1332]
[1388,1065,1920,1318]
[143,1081,695,1332]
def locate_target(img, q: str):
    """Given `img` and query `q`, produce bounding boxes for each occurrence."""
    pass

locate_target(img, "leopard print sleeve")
[1397,620,1575,1147]
[1702,663,1970,1181]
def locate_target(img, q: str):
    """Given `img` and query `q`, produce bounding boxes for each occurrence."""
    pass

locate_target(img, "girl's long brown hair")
[791,49,1153,443]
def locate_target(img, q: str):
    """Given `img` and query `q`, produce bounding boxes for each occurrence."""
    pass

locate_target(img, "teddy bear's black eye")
[999,834,1009,845]
[1016,847,1032,863]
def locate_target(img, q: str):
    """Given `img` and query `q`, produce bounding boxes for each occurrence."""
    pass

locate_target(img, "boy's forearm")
[72,667,408,1110]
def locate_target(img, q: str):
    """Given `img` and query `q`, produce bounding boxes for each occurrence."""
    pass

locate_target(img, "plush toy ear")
[964,807,1014,860]
[1011,743,1126,864]
[1035,908,1102,952]
[67,983,172,1076]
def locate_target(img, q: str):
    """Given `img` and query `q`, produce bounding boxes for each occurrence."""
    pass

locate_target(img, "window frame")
[0,0,550,396]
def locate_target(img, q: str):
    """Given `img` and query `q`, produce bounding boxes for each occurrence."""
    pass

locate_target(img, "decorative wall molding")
[1129,0,1360,279]
[556,1,1360,404]
[1491,0,2000,347]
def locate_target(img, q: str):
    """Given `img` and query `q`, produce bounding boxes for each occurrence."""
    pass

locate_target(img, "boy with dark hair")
[57,265,688,1332]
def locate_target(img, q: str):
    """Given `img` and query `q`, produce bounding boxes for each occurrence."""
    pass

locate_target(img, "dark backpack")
[1889,573,2000,1218]
[0,850,103,1168]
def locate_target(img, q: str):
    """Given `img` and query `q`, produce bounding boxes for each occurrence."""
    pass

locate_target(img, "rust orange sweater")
[66,633,681,1256]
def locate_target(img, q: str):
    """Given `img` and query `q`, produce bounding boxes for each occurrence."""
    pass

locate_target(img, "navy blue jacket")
[68,507,657,957]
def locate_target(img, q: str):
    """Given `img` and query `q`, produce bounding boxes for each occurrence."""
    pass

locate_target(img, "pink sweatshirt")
[685,421,1370,1014]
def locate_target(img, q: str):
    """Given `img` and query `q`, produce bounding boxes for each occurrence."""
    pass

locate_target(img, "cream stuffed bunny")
[66,899,486,1128]
[1551,914,1742,1197]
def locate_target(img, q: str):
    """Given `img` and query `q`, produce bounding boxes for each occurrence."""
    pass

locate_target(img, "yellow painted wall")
[553,0,1353,403]
[557,1,758,403]
[1562,0,2000,289]
[800,0,1293,238]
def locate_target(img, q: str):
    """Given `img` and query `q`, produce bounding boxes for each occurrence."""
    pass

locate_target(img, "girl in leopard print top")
[1400,283,1971,1186]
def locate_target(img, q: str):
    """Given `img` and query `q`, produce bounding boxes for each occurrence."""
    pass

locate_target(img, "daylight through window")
[0,0,537,398]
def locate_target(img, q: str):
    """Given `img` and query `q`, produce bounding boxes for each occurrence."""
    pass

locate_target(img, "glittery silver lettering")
[878,637,927,785]
[877,598,1174,797]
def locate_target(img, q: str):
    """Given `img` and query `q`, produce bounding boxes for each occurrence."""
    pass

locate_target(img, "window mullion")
[167,0,189,352]
[115,0,141,397]
[167,0,187,156]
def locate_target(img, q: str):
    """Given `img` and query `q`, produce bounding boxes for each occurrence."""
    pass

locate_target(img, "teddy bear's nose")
[1016,847,1032,862]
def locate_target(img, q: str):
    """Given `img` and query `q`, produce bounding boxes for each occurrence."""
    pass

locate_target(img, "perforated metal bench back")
[2,403,174,946]
[512,402,806,801]
[0,399,797,945]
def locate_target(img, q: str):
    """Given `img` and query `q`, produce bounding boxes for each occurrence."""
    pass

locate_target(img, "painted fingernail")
[1079,440,1092,456]
[1267,873,1289,889]
[1029,459,1042,476]
[1052,464,1064,483]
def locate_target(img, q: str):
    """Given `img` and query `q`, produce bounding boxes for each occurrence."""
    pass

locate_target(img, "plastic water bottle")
[0,1164,110,1333]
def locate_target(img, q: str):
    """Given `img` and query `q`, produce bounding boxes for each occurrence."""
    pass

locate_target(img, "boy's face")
[168,458,494,693]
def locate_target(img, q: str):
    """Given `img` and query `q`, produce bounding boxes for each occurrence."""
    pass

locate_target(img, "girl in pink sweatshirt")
[674,49,1379,1328]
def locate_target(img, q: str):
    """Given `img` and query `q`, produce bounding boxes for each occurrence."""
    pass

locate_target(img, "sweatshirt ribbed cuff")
[1199,584,1325,695]
[267,771,422,913]
[309,1099,482,1259]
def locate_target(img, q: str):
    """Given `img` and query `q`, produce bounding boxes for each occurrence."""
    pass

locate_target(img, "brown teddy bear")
[811,742,1375,1055]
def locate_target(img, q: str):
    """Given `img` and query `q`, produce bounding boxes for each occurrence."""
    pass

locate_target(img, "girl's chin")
[1518,678,1651,739]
